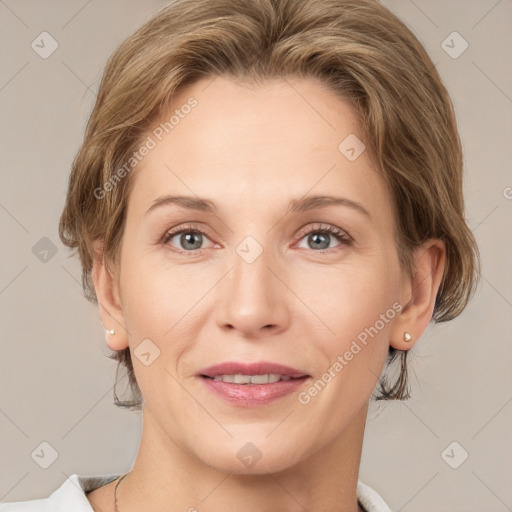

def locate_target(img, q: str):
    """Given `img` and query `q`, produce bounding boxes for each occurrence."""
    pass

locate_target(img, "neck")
[116,402,369,512]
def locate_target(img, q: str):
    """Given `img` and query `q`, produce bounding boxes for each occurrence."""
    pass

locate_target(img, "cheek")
[309,258,401,389]
[116,247,193,378]
[307,257,400,341]
[119,242,200,335]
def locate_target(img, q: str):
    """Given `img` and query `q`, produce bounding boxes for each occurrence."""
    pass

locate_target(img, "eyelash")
[294,224,353,255]
[161,223,352,255]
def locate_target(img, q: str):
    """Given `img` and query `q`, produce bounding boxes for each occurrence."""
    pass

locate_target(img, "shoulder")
[0,474,120,512]
[357,480,392,512]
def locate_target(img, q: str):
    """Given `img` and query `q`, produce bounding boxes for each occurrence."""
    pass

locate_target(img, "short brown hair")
[59,0,480,408]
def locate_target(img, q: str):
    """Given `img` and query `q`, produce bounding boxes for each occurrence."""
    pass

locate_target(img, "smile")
[207,373,306,384]
[198,362,310,407]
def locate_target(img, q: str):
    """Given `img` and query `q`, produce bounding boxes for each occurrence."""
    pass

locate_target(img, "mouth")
[199,361,308,379]
[198,361,310,407]
[203,373,306,384]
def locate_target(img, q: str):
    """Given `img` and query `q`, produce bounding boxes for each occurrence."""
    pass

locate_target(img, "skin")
[87,76,445,512]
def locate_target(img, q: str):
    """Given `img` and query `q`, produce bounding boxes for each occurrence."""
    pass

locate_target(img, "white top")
[0,474,392,511]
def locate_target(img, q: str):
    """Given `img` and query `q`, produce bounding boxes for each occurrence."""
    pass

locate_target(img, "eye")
[161,223,352,255]
[162,224,215,253]
[295,224,352,251]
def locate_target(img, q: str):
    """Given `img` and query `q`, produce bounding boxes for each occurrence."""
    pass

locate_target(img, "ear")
[91,240,129,351]
[390,239,446,350]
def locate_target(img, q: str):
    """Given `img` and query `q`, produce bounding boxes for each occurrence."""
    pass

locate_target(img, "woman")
[0,0,479,510]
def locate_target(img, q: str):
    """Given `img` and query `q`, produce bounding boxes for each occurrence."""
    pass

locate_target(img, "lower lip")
[200,376,309,407]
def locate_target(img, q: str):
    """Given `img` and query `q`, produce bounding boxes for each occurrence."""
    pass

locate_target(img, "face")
[113,76,405,474]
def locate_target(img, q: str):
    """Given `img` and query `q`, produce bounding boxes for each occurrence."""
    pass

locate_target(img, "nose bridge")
[216,233,286,334]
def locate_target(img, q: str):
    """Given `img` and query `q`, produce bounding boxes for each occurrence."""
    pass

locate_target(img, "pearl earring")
[404,332,412,342]
[105,329,115,340]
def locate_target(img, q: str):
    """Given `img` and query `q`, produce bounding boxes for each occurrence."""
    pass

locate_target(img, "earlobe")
[104,325,128,351]
[91,241,129,351]
[390,239,446,350]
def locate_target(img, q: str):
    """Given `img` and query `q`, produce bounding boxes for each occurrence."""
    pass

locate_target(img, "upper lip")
[199,361,309,378]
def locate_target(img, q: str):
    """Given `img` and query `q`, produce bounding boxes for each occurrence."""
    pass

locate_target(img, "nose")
[215,240,289,338]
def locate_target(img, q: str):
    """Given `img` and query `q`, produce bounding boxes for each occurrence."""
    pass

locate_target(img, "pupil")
[182,232,202,250]
[310,233,329,250]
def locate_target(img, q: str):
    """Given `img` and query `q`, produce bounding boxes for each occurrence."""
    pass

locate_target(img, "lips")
[198,361,310,407]
[199,361,309,379]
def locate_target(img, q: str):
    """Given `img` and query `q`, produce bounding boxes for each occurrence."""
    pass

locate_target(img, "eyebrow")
[146,195,218,216]
[145,194,371,219]
[288,195,371,218]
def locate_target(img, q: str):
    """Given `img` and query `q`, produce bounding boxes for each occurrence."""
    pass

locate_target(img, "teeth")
[211,373,295,384]
[249,374,269,384]
[234,374,252,384]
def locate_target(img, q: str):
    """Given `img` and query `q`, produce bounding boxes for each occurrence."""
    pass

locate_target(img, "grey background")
[0,1,511,510]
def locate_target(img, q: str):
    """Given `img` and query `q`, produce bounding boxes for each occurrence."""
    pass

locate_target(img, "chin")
[194,435,309,476]
[207,453,302,476]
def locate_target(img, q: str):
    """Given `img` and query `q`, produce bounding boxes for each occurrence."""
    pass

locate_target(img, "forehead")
[127,75,391,222]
